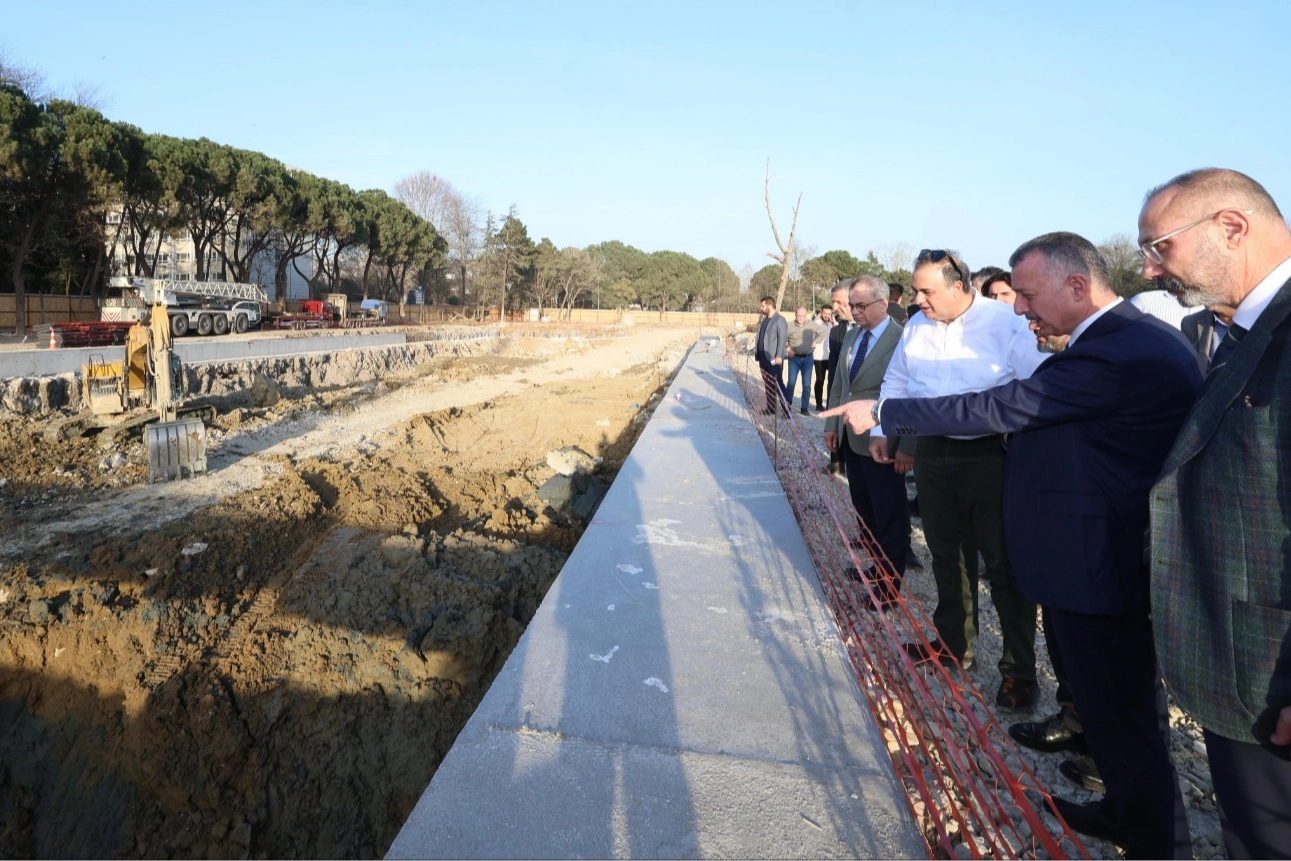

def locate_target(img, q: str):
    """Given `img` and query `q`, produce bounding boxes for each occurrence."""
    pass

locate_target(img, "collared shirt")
[1209,315,1230,361]
[1232,255,1291,330]
[1067,297,1123,348]
[786,320,816,354]
[874,294,1044,439]
[1129,289,1201,330]
[811,317,834,361]
[844,315,891,373]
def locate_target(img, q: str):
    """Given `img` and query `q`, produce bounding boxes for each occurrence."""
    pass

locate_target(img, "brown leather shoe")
[995,676,1039,709]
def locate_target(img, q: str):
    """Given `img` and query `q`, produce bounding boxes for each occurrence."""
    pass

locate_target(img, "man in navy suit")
[822,232,1203,858]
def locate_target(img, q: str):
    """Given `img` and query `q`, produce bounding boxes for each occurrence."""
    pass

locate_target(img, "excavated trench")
[0,327,693,858]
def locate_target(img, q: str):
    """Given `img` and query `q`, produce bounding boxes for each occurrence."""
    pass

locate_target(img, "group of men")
[795,168,1291,858]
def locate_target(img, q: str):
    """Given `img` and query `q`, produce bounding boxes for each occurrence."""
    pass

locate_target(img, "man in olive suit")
[823,276,911,602]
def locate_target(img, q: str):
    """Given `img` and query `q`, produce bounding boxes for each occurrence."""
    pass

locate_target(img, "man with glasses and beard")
[1140,168,1291,858]
[868,249,1045,709]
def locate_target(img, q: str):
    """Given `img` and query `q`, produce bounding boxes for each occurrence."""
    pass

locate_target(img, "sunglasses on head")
[918,249,967,287]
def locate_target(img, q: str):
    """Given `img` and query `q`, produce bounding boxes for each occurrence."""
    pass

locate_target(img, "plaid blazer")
[1151,275,1291,745]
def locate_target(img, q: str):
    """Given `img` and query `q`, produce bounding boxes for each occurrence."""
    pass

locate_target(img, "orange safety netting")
[725,340,1088,860]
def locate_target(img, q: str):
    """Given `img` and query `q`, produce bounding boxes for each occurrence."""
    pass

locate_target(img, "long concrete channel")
[386,338,924,859]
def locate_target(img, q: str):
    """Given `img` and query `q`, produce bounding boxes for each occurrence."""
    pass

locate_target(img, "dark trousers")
[1204,729,1291,858]
[914,435,1035,679]
[757,357,786,413]
[1050,606,1190,858]
[1042,606,1079,722]
[813,359,829,410]
[841,442,910,577]
[785,355,812,410]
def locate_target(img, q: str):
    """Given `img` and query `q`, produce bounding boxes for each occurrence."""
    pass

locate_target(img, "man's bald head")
[1139,168,1291,308]
[1144,168,1283,222]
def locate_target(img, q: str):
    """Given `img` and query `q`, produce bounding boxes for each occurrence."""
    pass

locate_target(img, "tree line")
[1,63,1150,337]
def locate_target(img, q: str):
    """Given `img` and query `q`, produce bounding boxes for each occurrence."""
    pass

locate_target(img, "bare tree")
[875,241,915,276]
[0,51,50,100]
[392,170,481,303]
[790,241,817,309]
[392,171,453,229]
[763,158,801,313]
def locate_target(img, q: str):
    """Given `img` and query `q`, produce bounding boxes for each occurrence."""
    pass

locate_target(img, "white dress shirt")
[811,317,834,361]
[1129,289,1202,330]
[874,295,1044,439]
[1066,297,1123,348]
[1232,255,1291,330]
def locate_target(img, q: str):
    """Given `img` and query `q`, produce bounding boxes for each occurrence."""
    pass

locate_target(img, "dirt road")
[0,326,694,858]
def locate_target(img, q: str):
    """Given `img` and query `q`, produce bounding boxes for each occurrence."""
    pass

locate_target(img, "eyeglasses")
[849,299,884,310]
[1138,209,1254,264]
[917,249,967,287]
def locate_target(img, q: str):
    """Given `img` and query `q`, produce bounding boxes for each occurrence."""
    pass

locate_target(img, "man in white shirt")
[1127,288,1201,329]
[810,304,834,412]
[871,249,1045,709]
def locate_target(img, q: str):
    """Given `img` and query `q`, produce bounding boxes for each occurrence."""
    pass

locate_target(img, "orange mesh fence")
[726,339,1088,860]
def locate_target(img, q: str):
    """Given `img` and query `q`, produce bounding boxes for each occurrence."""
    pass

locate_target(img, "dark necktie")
[849,329,872,383]
[1210,323,1247,371]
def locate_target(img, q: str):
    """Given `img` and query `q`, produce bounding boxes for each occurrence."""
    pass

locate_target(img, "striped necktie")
[1210,323,1247,372]
[849,329,872,383]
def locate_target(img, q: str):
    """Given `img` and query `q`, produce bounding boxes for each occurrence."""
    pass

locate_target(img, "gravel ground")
[792,407,1225,860]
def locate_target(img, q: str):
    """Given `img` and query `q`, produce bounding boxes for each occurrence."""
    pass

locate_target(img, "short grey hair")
[1008,232,1111,290]
[851,275,888,304]
[830,280,851,298]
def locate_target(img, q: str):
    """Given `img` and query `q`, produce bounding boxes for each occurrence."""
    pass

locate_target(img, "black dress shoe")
[1060,755,1106,794]
[1045,795,1118,843]
[905,549,924,570]
[1008,710,1089,753]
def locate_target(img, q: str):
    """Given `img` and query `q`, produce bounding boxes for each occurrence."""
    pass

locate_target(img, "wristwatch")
[871,400,881,426]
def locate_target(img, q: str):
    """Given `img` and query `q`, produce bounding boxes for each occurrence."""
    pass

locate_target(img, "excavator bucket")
[146,417,207,482]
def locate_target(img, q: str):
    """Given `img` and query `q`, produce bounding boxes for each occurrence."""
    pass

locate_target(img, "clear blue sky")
[7,0,1290,276]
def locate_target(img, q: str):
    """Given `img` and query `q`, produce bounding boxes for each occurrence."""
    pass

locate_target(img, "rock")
[571,480,610,520]
[537,475,575,509]
[546,445,600,476]
[181,542,208,557]
[248,373,281,408]
[26,599,51,624]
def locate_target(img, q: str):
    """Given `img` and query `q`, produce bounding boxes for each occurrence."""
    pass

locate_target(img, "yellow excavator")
[80,283,210,482]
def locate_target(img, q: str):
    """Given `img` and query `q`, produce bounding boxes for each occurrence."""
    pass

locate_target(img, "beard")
[1037,334,1069,354]
[1154,276,1228,308]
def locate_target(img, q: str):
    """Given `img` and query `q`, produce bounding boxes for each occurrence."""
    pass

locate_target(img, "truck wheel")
[197,314,213,336]
[213,314,229,335]
[234,313,249,333]
[171,314,190,337]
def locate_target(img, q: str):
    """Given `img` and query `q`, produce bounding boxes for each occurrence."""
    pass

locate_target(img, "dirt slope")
[0,326,694,858]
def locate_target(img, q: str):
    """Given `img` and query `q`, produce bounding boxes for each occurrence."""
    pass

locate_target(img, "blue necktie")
[849,329,872,383]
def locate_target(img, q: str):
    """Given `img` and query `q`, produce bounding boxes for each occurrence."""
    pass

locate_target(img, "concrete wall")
[386,338,924,860]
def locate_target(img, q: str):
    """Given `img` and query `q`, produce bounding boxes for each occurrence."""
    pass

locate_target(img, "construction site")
[0,310,1226,860]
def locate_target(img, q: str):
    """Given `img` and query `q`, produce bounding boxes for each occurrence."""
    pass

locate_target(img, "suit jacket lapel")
[1162,277,1291,474]
[858,322,899,377]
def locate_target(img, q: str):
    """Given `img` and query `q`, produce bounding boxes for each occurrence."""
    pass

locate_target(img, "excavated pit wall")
[0,335,504,417]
